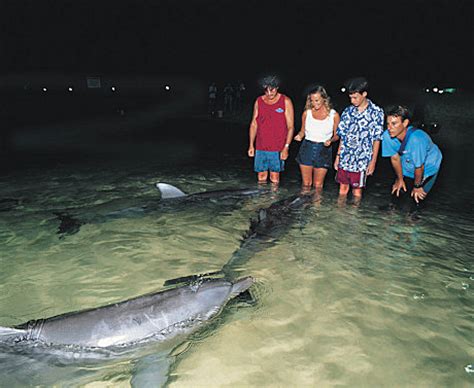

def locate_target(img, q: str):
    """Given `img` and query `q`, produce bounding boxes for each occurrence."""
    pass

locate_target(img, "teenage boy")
[334,77,384,200]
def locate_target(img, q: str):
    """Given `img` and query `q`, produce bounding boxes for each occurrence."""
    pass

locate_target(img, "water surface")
[0,116,472,386]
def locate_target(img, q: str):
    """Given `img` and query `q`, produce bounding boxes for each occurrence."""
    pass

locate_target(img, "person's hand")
[391,179,407,197]
[367,160,377,176]
[411,187,427,203]
[324,140,331,147]
[248,146,255,157]
[280,147,289,160]
[294,134,303,142]
[333,155,339,170]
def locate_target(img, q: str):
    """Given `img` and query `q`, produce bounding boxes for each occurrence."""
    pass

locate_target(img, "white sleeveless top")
[305,109,336,143]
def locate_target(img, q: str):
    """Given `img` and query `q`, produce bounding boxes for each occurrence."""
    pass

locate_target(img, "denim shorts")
[254,150,285,172]
[296,139,332,169]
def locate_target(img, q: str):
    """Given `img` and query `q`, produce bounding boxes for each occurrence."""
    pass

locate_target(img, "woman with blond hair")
[294,85,340,189]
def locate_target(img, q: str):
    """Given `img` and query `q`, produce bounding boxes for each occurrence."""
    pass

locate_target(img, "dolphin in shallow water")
[55,183,268,237]
[165,192,315,286]
[223,192,315,277]
[155,182,266,201]
[0,276,253,348]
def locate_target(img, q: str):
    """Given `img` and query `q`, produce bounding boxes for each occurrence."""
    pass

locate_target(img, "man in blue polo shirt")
[382,105,442,203]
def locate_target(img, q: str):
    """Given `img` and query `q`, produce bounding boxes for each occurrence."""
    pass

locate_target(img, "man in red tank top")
[247,76,294,184]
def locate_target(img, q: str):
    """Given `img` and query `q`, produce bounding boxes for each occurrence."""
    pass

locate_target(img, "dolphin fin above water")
[156,183,187,199]
[155,182,269,201]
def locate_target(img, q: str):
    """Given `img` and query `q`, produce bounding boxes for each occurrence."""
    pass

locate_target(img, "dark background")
[1,0,472,87]
[0,0,472,171]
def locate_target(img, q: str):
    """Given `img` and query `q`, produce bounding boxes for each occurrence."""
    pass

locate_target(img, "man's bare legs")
[338,184,363,206]
[337,183,349,207]
[258,171,280,185]
[352,187,363,206]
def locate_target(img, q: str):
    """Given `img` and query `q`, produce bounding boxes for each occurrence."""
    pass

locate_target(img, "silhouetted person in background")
[208,82,217,115]
[223,83,234,114]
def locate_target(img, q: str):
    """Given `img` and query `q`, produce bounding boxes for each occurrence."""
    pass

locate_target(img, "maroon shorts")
[336,169,367,188]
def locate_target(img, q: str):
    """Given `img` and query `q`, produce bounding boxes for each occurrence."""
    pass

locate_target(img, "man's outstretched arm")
[390,154,407,196]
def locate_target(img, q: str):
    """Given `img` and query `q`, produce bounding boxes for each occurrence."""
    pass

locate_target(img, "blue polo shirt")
[382,127,442,179]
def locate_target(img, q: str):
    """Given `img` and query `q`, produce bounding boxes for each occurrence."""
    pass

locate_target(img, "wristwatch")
[284,144,290,148]
[414,182,423,188]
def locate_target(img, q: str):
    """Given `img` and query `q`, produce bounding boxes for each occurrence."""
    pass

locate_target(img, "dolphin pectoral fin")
[0,326,26,341]
[131,352,174,388]
[230,276,254,297]
[163,270,223,287]
[155,183,187,199]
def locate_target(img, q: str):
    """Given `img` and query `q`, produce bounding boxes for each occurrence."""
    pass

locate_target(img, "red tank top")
[256,94,288,151]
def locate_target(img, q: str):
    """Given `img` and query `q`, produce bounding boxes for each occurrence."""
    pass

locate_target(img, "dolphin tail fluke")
[156,183,187,199]
[54,212,84,237]
[0,326,25,341]
[230,276,254,297]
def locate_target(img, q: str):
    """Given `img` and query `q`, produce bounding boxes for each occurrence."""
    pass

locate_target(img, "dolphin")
[55,183,268,237]
[155,182,267,201]
[222,192,315,277]
[0,276,253,348]
[165,192,315,286]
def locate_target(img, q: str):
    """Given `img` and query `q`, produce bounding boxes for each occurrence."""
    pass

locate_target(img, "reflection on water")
[0,147,473,386]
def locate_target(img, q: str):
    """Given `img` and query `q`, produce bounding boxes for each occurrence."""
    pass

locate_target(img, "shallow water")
[0,123,473,386]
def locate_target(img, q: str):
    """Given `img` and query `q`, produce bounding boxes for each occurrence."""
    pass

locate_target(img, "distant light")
[340,87,346,93]
[111,86,116,92]
[42,87,47,92]
[432,87,438,93]
[438,89,444,94]
[165,85,170,91]
[425,88,430,93]
[68,87,73,92]
[444,88,456,94]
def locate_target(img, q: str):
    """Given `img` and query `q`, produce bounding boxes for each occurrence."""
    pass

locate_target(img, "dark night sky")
[1,0,473,87]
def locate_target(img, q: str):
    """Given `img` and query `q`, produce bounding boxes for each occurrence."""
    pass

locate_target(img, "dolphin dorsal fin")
[156,183,187,199]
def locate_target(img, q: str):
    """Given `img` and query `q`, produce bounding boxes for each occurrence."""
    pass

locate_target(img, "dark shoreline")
[1,82,472,176]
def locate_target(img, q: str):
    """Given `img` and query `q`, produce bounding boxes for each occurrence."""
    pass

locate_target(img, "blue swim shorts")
[295,139,332,169]
[254,150,285,172]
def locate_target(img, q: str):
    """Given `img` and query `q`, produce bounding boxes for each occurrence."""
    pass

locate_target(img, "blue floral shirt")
[337,99,384,172]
